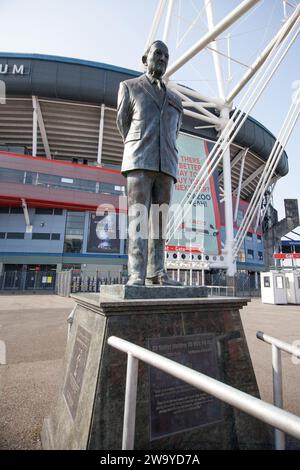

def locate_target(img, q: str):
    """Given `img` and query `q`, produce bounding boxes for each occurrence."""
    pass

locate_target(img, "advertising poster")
[87,212,120,253]
[167,133,221,255]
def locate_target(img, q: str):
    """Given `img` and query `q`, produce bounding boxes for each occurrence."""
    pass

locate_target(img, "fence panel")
[0,271,56,292]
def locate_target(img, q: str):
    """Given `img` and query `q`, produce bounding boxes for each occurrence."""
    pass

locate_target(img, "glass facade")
[0,167,125,196]
[63,211,85,253]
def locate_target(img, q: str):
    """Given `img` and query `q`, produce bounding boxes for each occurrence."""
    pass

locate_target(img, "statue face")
[145,42,169,79]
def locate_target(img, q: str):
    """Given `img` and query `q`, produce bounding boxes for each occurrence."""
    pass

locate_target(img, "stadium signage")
[281,240,300,246]
[0,64,26,75]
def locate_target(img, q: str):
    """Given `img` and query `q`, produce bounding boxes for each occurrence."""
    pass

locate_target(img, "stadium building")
[0,53,290,292]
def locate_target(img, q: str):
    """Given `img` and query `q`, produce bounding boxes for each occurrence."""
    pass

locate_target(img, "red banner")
[166,245,202,253]
[273,253,300,259]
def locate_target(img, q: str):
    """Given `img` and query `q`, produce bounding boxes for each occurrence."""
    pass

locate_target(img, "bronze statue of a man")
[116,40,183,286]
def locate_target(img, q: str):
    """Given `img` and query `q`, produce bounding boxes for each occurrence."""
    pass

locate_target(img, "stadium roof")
[0,52,289,201]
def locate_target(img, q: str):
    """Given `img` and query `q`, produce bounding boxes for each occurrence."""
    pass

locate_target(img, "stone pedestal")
[41,291,271,450]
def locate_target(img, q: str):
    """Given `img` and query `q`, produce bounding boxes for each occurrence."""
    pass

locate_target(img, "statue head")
[142,40,169,79]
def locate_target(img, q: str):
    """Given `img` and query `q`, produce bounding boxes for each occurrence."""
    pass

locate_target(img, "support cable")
[234,105,300,255]
[234,88,300,248]
[233,98,300,256]
[166,11,300,242]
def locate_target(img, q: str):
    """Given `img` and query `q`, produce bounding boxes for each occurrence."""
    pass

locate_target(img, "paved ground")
[0,295,300,449]
[0,295,75,450]
[240,300,300,417]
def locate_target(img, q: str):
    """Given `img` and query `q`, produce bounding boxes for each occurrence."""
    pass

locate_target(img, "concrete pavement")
[0,295,75,449]
[240,300,300,417]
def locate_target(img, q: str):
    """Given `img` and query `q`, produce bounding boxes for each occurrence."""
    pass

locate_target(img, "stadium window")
[0,168,24,184]
[101,182,124,195]
[258,251,263,261]
[6,232,25,239]
[51,233,61,240]
[246,231,253,241]
[35,208,53,215]
[63,211,85,253]
[54,208,63,215]
[32,233,51,240]
[247,249,254,259]
[257,234,262,243]
[24,171,37,184]
[0,232,5,238]
[10,207,23,214]
[0,207,9,213]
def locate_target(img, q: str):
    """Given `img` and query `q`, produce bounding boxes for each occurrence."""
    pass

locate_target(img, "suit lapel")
[163,87,172,109]
[139,75,161,110]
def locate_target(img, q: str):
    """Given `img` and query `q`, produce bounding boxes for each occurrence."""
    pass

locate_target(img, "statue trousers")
[126,169,173,281]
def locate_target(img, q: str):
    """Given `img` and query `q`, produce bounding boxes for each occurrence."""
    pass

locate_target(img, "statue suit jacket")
[116,74,183,182]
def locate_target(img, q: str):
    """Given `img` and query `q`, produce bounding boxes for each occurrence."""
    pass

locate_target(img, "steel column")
[204,0,225,99]
[97,104,105,166]
[272,345,285,450]
[221,107,236,276]
[145,0,167,51]
[164,0,260,79]
[122,353,139,450]
[32,95,51,159]
[163,0,175,43]
[32,100,38,157]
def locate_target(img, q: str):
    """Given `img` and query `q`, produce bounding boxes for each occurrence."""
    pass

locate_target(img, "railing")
[0,270,56,292]
[108,335,300,450]
[256,331,300,450]
[56,270,72,297]
[234,273,261,298]
[56,269,125,297]
[206,285,236,297]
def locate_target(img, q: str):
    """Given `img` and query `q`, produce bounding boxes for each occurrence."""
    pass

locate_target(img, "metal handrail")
[257,331,300,359]
[108,335,300,450]
[256,331,300,450]
[67,306,76,340]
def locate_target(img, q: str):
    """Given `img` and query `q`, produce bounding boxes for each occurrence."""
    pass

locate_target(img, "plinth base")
[41,291,271,450]
[100,284,207,299]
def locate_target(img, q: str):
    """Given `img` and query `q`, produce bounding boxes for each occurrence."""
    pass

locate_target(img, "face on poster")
[87,212,120,253]
[167,133,221,255]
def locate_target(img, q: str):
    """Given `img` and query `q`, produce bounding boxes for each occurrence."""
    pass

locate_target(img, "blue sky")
[1,0,299,218]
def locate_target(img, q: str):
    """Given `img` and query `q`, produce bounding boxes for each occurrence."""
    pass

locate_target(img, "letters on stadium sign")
[0,64,25,75]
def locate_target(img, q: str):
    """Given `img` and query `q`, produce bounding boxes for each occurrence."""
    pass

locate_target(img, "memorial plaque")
[148,333,223,440]
[63,325,92,420]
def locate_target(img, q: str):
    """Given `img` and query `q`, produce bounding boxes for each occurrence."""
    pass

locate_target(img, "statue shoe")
[126,276,145,286]
[145,272,182,286]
